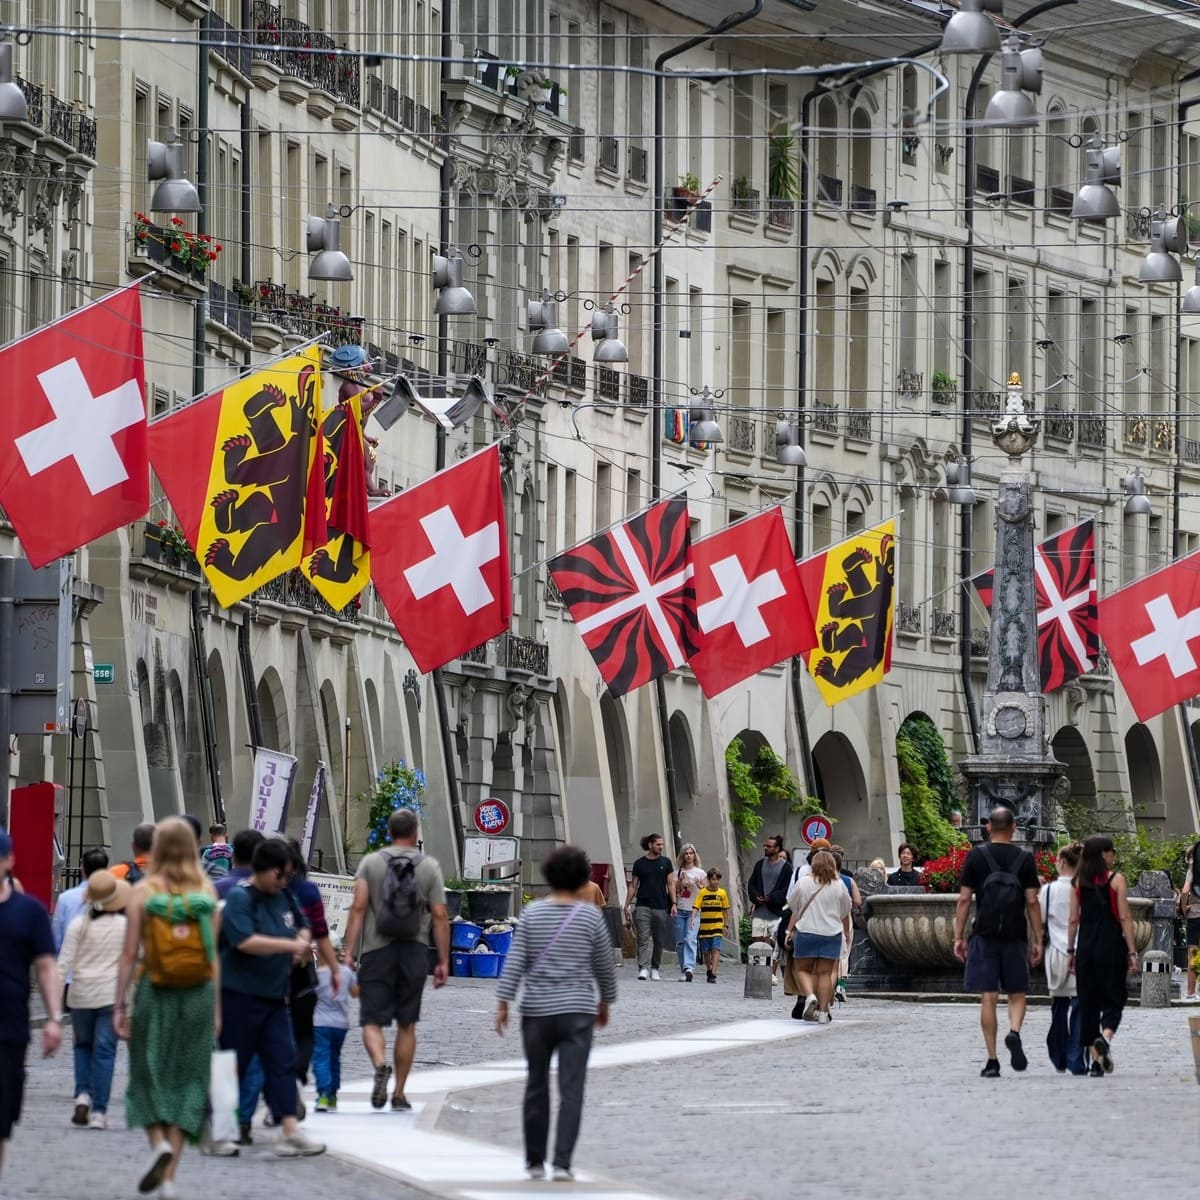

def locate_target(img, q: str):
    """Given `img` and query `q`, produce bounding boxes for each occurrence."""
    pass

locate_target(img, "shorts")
[0,1040,27,1140]
[963,935,1030,994]
[358,941,430,1029]
[697,936,723,954]
[1186,916,1200,948]
[751,916,781,940]
[790,931,843,961]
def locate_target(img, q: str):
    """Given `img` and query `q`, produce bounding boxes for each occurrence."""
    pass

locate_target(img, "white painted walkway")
[310,1018,829,1198]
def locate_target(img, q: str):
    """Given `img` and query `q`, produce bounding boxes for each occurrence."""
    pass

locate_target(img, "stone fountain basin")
[864,893,1153,972]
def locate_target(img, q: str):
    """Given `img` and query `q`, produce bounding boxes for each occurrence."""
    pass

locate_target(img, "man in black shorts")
[342,809,449,1111]
[0,828,63,1177]
[953,807,1043,1077]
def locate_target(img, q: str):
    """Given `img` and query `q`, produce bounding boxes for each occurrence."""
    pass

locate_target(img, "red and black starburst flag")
[549,497,699,697]
[971,518,1098,692]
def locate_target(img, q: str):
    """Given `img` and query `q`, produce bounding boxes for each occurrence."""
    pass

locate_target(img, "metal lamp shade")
[1182,265,1200,314]
[983,88,1036,128]
[1071,182,1119,220]
[531,326,569,355]
[689,418,722,446]
[1124,492,1153,516]
[594,336,628,363]
[1140,247,1182,285]
[435,285,476,315]
[310,248,353,282]
[150,176,201,215]
[0,44,28,122]
[940,0,1001,54]
[776,442,807,467]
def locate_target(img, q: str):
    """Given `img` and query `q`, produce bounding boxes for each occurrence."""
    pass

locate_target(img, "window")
[625,469,641,516]
[627,27,644,144]
[899,506,916,607]
[731,299,752,409]
[689,287,703,382]
[933,261,953,382]
[1150,314,1167,416]
[1006,278,1028,387]
[598,242,613,297]
[255,131,273,280]
[627,254,644,373]
[901,66,918,167]
[599,20,615,138]
[814,278,836,399]
[566,22,580,127]
[1123,308,1140,416]
[594,464,612,531]
[817,96,839,198]
[564,469,576,548]
[1046,106,1070,210]
[285,141,302,291]
[732,78,754,186]
[1079,298,1099,413]
[133,85,149,219]
[1126,111,1142,214]
[851,107,872,203]
[812,501,832,551]
[566,235,579,338]
[848,288,868,410]
[932,498,949,600]
[767,308,786,412]
[972,269,992,388]
[898,256,918,377]
[972,499,992,575]
[545,464,558,556]
[665,277,679,390]
[1045,290,1068,382]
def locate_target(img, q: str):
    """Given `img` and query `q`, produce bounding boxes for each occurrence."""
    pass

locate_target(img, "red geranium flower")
[170,241,182,252]
[170,216,185,227]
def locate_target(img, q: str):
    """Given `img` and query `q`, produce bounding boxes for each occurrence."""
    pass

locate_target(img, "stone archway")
[812,730,871,861]
[1125,723,1162,826]
[726,729,770,883]
[600,693,632,854]
[256,667,290,754]
[1051,725,1096,832]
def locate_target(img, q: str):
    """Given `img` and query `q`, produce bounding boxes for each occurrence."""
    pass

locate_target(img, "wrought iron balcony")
[850,184,877,214]
[208,279,252,341]
[627,374,649,407]
[450,339,487,377]
[811,400,838,435]
[970,390,1002,421]
[732,186,760,216]
[599,136,619,173]
[1077,413,1105,448]
[628,145,648,183]
[846,409,872,440]
[896,603,922,634]
[497,348,542,393]
[817,175,842,205]
[457,633,549,674]
[767,197,794,230]
[253,569,361,624]
[931,379,957,406]
[48,95,74,145]
[74,112,97,158]
[252,1,284,67]
[1043,405,1074,441]
[210,12,251,76]
[597,367,621,402]
[253,4,359,107]
[14,77,44,127]
[729,415,756,453]
[550,355,587,392]
[246,279,363,343]
[897,368,923,398]
[932,608,956,639]
[1184,437,1200,465]
[1125,208,1153,241]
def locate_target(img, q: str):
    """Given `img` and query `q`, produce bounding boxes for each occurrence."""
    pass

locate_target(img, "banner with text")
[300,761,326,863]
[250,746,298,834]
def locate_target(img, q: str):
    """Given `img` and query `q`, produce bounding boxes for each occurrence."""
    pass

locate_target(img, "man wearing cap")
[0,828,63,1176]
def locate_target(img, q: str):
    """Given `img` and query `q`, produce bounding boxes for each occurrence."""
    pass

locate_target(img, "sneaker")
[791,998,806,1020]
[637,968,649,981]
[314,1095,331,1113]
[1088,1060,1105,1077]
[526,1164,545,1180]
[552,1167,574,1181]
[158,1182,179,1200]
[771,975,779,986]
[980,1059,1001,1078]
[390,1094,412,1112]
[706,969,715,983]
[326,1095,337,1112]
[684,968,693,982]
[816,1011,832,1024]
[87,1112,108,1131]
[707,974,717,983]
[72,1093,90,1127]
[678,972,687,982]
[201,1138,239,1157]
[1005,1030,1028,1072]
[1093,1036,1114,1074]
[272,1131,326,1157]
[237,1124,254,1147]
[371,1063,392,1110]
[1184,993,1199,1002]
[137,1141,173,1194]
[650,969,661,981]
[834,983,847,1003]
[802,993,818,1021]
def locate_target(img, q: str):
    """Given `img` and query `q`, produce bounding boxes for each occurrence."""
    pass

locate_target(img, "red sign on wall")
[800,814,833,846]
[472,797,511,836]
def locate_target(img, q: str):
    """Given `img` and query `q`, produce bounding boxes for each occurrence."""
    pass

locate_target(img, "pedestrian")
[52,847,109,953]
[56,868,130,1129]
[495,845,617,1183]
[694,868,731,982]
[1180,841,1200,1002]
[949,810,964,830]
[1040,842,1086,1075]
[952,807,1043,1078]
[786,837,832,891]
[313,943,358,1112]
[784,850,852,1022]
[868,856,888,882]
[830,845,862,1003]
[217,837,324,1157]
[673,844,706,982]
[1067,834,1140,1076]
[747,834,790,986]
[341,807,449,1112]
[623,833,676,981]
[113,816,221,1197]
[200,823,233,880]
[214,829,265,900]
[0,827,63,1179]
[887,844,922,886]
[110,823,154,883]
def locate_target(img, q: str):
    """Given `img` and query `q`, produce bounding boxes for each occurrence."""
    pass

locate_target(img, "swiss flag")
[688,508,813,698]
[1098,549,1200,722]
[370,444,511,672]
[0,284,147,566]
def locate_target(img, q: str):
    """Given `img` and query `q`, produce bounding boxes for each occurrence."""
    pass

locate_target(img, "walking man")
[342,808,449,1111]
[747,835,790,985]
[623,833,675,981]
[110,824,154,883]
[953,807,1043,1077]
[53,847,109,952]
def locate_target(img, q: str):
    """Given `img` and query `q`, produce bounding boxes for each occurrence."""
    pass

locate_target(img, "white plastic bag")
[209,1049,239,1143]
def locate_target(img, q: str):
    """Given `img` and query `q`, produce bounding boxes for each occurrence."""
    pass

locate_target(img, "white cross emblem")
[1034,548,1095,671]
[574,524,694,667]
[16,358,144,494]
[404,504,500,615]
[697,554,786,647]
[1129,593,1200,677]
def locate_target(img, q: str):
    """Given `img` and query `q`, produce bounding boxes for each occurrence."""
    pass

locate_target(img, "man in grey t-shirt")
[342,808,448,1111]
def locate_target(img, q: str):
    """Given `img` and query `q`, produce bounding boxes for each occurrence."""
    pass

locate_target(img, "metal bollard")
[1140,949,1171,1008]
[744,941,773,1000]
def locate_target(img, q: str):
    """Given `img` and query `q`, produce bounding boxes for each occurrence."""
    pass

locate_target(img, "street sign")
[92,663,114,685]
[800,814,833,846]
[472,796,511,835]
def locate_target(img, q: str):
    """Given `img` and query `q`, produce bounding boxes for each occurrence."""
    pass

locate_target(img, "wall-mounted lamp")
[148,126,200,214]
[306,203,353,281]
[0,43,29,122]
[432,247,477,316]
[687,386,724,446]
[940,0,1002,55]
[774,417,807,467]
[1123,466,1153,516]
[1139,206,1187,284]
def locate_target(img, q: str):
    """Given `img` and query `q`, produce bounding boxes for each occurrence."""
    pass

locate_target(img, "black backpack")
[124,859,145,884]
[376,851,425,940]
[973,845,1030,940]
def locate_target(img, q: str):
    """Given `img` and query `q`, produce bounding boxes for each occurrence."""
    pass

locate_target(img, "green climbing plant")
[895,722,963,860]
[725,738,763,848]
[898,714,956,817]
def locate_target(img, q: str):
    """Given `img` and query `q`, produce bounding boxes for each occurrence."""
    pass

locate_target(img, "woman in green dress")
[114,817,220,1199]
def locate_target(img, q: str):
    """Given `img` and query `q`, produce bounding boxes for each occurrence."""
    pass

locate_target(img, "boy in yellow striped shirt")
[694,870,731,983]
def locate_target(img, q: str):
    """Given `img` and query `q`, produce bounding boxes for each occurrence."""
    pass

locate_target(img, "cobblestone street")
[6,967,1197,1199]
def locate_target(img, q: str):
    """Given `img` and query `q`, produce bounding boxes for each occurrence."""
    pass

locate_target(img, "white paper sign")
[250,747,298,834]
[310,871,357,944]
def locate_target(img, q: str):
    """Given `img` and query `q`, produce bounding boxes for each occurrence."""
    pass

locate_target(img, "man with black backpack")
[953,806,1044,1077]
[110,824,154,883]
[342,808,449,1111]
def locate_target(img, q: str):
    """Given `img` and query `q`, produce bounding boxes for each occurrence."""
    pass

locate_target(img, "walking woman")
[57,868,130,1129]
[1067,834,1140,1076]
[1040,843,1086,1074]
[114,817,220,1198]
[673,844,706,982]
[785,850,852,1023]
[495,845,617,1183]
[1181,840,1200,1001]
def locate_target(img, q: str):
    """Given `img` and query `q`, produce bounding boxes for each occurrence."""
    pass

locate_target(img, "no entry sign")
[473,797,511,835]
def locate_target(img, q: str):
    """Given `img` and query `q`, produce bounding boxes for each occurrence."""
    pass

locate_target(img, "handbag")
[209,1048,239,1143]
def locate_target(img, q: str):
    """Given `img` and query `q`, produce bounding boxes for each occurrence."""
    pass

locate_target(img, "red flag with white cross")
[1097,548,1200,722]
[688,508,814,698]
[369,444,511,672]
[0,283,148,567]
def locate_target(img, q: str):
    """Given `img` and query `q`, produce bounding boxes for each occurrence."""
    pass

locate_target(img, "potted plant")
[442,877,470,920]
[768,127,800,202]
[673,172,701,203]
[359,760,425,852]
[732,175,758,212]
[931,369,956,401]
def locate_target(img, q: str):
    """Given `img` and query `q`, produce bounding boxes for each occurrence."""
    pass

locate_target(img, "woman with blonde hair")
[114,818,220,1199]
[673,844,706,982]
[784,850,852,1023]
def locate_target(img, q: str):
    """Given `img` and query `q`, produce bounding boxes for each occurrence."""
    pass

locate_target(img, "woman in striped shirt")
[496,846,617,1183]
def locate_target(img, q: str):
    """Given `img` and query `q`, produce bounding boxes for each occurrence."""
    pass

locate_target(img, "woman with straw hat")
[57,868,130,1130]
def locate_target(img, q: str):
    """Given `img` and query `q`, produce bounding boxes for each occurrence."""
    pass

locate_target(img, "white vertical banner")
[250,747,298,834]
[300,761,326,863]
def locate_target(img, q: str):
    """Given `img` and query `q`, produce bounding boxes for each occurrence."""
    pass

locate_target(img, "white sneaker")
[87,1112,107,1130]
[816,1010,832,1024]
[802,993,818,1021]
[137,1141,173,1193]
[272,1131,326,1157]
[637,968,649,980]
[158,1182,179,1200]
[200,1138,239,1157]
[650,968,661,981]
[72,1093,90,1127]
[526,1165,545,1180]
[552,1167,574,1181]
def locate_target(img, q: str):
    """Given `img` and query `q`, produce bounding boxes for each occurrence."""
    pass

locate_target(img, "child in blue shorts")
[313,945,358,1112]
[694,869,731,983]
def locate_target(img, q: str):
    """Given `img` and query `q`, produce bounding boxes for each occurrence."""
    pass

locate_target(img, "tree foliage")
[895,721,963,861]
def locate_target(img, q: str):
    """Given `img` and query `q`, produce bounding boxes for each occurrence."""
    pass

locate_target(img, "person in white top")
[56,869,130,1129]
[785,837,833,894]
[673,845,706,983]
[1040,842,1085,1074]
[784,851,852,1024]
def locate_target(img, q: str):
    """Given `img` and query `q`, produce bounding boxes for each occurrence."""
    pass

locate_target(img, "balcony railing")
[627,374,649,407]
[897,368,923,398]
[544,574,563,606]
[458,633,549,675]
[767,197,794,230]
[1046,186,1073,216]
[1010,175,1035,207]
[850,184,877,214]
[247,279,363,343]
[450,339,487,377]
[208,279,252,340]
[846,409,872,440]
[974,164,1001,196]
[48,94,73,144]
[628,145,648,183]
[811,400,838,435]
[970,390,1003,421]
[932,608,956,639]
[732,186,760,216]
[74,112,97,158]
[497,348,542,393]
[931,380,957,406]
[1078,413,1106,448]
[817,175,843,205]
[896,603,922,634]
[252,1,284,68]
[729,415,756,453]
[599,136,619,173]
[211,11,251,76]
[597,367,621,402]
[1126,208,1153,241]
[254,5,359,107]
[253,569,360,624]
[1044,405,1074,441]
[15,78,44,127]
[1185,437,1200,465]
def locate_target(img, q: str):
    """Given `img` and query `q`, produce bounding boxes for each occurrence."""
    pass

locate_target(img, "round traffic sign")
[472,797,511,836]
[800,814,832,846]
